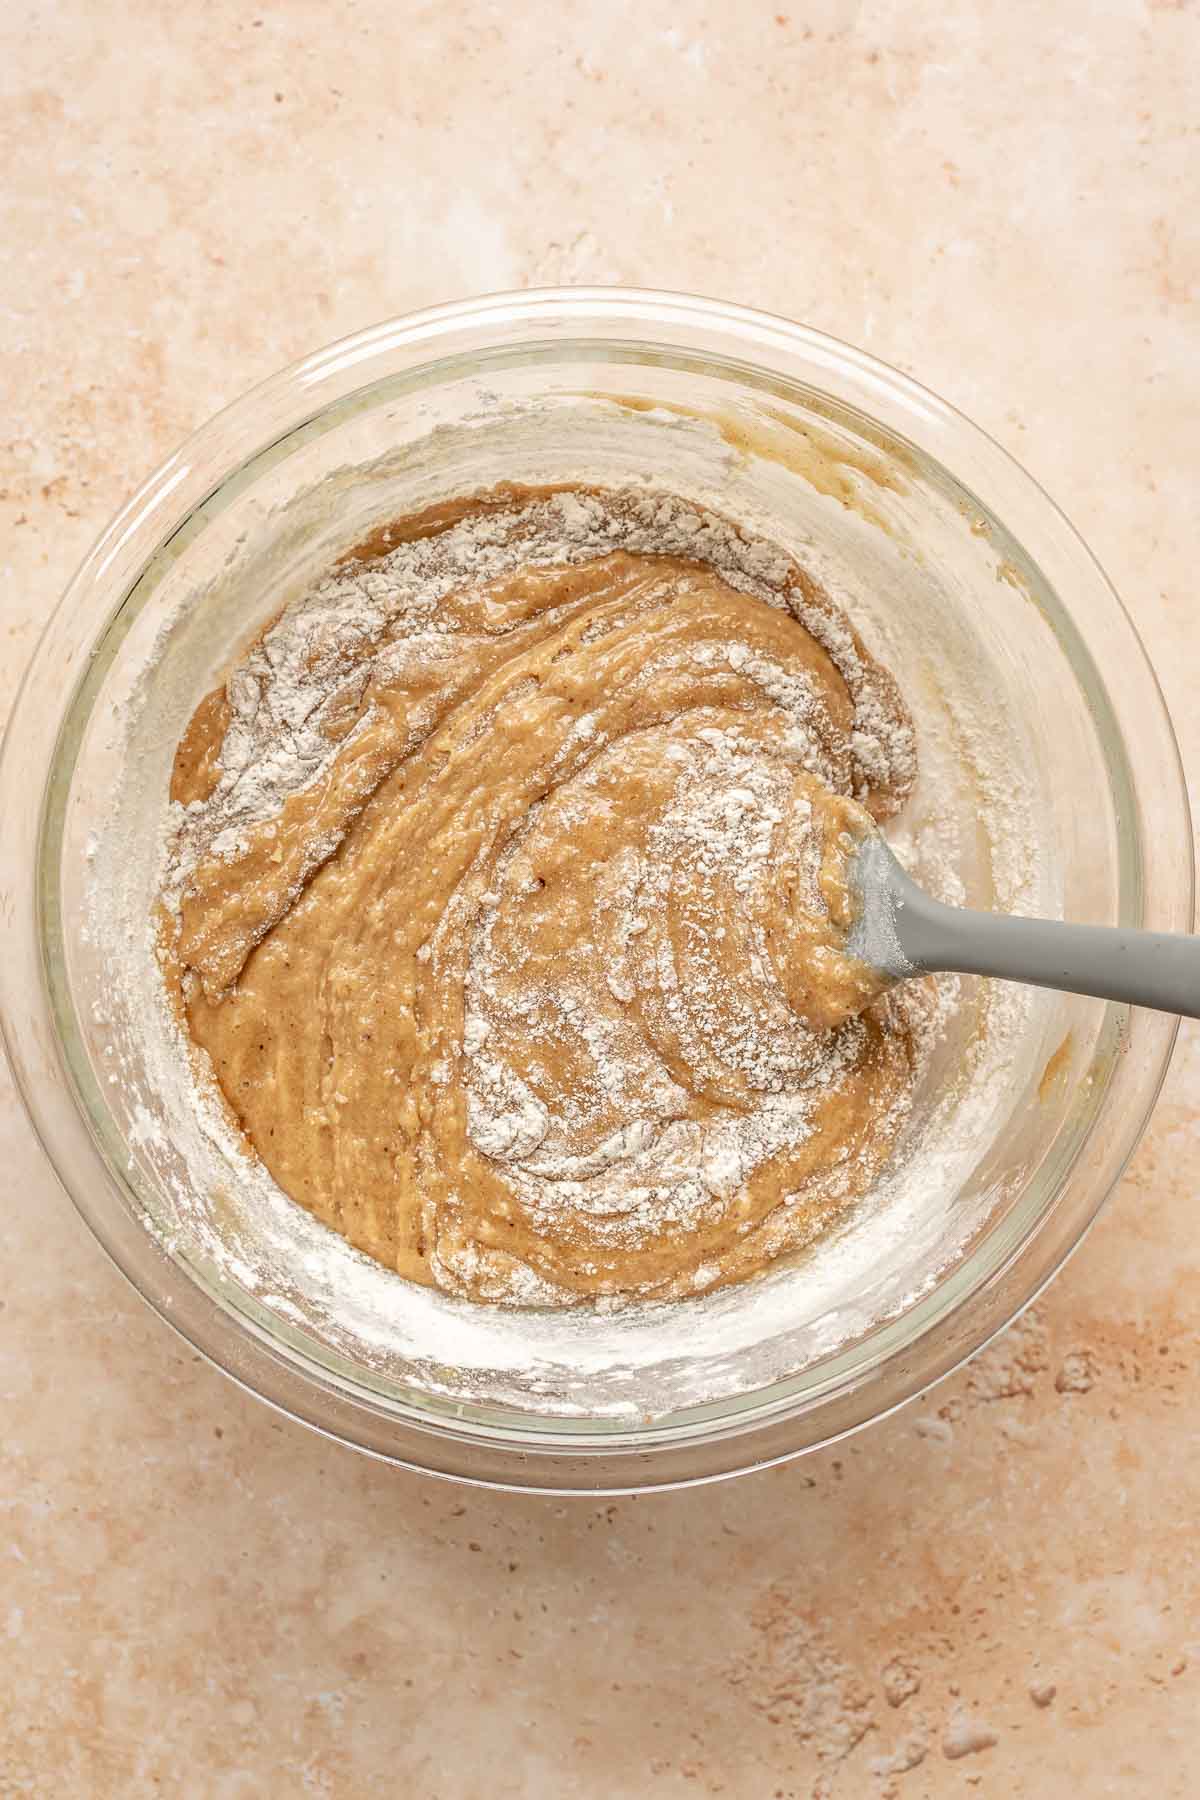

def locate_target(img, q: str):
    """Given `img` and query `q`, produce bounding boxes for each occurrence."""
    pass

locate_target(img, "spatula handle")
[893,874,1200,1020]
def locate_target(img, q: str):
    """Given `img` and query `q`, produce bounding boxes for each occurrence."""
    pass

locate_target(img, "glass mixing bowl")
[0,290,1190,1492]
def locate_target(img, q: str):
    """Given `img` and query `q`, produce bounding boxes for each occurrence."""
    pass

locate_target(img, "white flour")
[161,486,929,1307]
[86,416,1054,1419]
[458,722,919,1283]
[161,488,915,910]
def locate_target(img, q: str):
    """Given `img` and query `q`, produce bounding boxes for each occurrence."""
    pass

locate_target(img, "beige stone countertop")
[3,1,1198,1793]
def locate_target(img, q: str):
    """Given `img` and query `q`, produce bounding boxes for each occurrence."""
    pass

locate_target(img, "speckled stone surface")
[2,2,1199,1794]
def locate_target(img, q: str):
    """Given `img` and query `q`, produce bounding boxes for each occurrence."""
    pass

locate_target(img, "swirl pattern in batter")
[162,487,929,1305]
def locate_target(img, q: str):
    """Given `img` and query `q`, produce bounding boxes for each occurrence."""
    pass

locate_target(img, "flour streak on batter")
[161,487,933,1305]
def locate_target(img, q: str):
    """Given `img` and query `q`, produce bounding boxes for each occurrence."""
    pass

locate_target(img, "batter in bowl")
[160,486,934,1305]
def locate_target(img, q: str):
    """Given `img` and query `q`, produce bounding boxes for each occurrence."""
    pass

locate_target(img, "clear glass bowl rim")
[0,286,1191,1493]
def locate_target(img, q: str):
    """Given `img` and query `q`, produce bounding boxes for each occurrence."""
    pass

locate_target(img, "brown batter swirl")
[163,487,924,1305]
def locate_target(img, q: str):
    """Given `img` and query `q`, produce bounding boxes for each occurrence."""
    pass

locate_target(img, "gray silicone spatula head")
[847,828,1200,1021]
